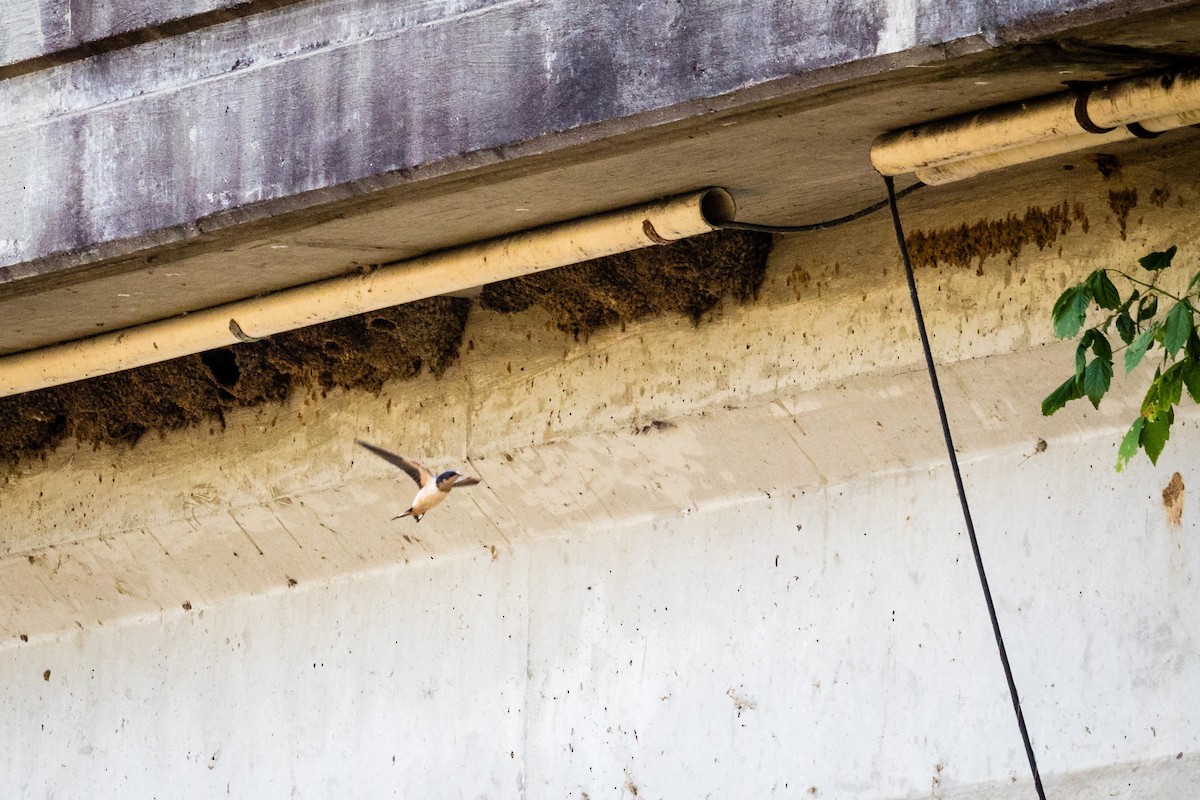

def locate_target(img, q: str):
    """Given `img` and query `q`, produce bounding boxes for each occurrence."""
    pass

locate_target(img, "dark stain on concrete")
[1088,153,1122,179]
[1107,188,1138,240]
[830,0,885,55]
[904,200,1088,272]
[556,17,623,127]
[915,0,982,43]
[480,230,773,337]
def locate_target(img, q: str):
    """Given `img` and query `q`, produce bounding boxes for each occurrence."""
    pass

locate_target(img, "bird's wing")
[356,440,431,487]
[454,476,482,488]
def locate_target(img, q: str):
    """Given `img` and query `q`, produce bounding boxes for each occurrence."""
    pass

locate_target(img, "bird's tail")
[391,508,414,521]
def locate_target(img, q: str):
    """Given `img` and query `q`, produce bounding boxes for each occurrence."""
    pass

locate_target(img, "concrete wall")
[2,143,1199,796]
[3,444,1198,798]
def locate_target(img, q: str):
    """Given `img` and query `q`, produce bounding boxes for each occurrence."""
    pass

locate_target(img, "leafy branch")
[1043,246,1200,470]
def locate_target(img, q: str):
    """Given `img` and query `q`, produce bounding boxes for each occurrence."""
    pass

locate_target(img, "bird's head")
[435,470,464,490]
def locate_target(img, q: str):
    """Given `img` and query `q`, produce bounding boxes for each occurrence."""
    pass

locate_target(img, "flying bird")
[356,440,481,522]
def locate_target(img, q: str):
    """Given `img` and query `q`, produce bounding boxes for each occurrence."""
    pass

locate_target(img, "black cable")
[883,174,1048,800]
[719,180,927,233]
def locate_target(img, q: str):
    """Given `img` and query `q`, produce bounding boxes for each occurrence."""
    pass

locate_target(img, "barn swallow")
[356,440,481,522]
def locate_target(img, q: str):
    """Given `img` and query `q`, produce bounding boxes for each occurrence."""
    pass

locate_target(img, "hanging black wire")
[883,174,1048,800]
[719,181,927,233]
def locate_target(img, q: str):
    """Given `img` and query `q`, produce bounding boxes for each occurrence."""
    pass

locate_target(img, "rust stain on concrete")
[1163,472,1184,528]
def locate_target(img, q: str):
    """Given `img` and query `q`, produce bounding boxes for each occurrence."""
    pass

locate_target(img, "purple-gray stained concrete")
[0,0,1183,281]
[0,0,309,70]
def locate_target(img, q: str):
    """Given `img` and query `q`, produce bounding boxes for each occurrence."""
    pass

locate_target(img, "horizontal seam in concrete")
[1,3,510,134]
[0,0,312,80]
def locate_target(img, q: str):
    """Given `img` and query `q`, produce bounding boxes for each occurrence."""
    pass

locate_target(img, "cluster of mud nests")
[904,200,1089,273]
[0,298,470,465]
[482,230,771,336]
[0,230,772,464]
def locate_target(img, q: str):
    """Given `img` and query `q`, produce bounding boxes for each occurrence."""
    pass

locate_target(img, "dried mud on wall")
[480,230,772,337]
[904,200,1089,274]
[0,230,773,464]
[902,152,1178,275]
[0,298,471,465]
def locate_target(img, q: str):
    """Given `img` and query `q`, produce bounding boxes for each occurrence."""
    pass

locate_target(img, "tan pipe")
[915,128,1135,185]
[0,188,735,398]
[873,94,1079,176]
[872,68,1200,181]
[914,105,1200,185]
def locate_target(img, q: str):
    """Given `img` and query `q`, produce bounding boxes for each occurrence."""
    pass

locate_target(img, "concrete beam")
[1,0,1189,281]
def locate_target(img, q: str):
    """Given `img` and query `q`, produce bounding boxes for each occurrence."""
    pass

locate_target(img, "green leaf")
[1116,417,1145,472]
[1052,284,1093,339]
[1187,329,1200,361]
[1137,294,1159,322]
[1139,246,1178,271]
[1083,357,1114,408]
[1184,360,1200,403]
[1116,312,1136,345]
[1142,410,1173,464]
[1090,332,1112,361]
[1162,301,1193,357]
[1042,374,1083,416]
[1158,361,1185,414]
[1088,270,1121,310]
[1075,329,1095,377]
[1125,322,1161,373]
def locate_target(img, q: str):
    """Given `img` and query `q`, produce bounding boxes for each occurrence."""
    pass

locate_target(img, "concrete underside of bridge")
[2,1,1200,797]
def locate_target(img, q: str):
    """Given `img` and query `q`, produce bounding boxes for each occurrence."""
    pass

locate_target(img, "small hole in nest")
[199,349,240,388]
[369,317,398,330]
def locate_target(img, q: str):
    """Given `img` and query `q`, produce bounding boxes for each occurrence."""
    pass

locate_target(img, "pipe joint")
[872,66,1200,184]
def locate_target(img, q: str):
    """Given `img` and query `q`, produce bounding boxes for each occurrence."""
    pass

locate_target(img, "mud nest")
[904,200,1088,273]
[0,297,470,464]
[479,230,774,337]
[0,229,774,464]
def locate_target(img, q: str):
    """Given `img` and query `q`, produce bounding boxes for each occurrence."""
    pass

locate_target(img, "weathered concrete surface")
[3,0,1198,331]
[0,1,305,70]
[1,139,1198,795]
[1,443,1197,798]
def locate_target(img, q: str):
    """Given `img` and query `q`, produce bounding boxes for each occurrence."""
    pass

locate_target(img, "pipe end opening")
[700,188,736,226]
